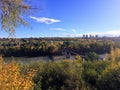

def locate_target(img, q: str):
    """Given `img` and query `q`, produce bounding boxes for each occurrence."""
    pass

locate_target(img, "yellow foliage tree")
[0,56,35,90]
[108,46,120,61]
[0,0,30,35]
[110,46,115,61]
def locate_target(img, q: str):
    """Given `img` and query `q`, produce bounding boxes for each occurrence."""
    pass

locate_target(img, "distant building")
[95,35,98,38]
[92,36,95,38]
[89,35,92,38]
[82,34,99,39]
[83,35,85,38]
[86,35,88,38]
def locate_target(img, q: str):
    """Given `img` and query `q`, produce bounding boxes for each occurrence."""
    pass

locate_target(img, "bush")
[85,52,99,61]
[0,57,35,90]
[97,62,120,90]
[33,60,84,90]
[82,61,110,89]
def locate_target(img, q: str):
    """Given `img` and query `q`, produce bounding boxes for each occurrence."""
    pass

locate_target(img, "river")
[3,55,76,64]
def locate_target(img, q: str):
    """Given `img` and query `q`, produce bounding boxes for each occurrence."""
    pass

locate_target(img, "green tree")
[85,52,99,61]
[82,61,110,89]
[33,60,84,90]
[97,62,120,90]
[47,44,58,61]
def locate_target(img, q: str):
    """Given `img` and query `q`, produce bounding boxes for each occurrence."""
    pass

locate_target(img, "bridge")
[62,48,85,60]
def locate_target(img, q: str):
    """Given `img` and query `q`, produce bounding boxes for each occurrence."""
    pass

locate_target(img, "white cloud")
[50,28,66,31]
[67,34,82,37]
[86,30,120,37]
[61,33,82,37]
[72,29,77,33]
[60,30,120,37]
[29,16,61,24]
[103,30,120,36]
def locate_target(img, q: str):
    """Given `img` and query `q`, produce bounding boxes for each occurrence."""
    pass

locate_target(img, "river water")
[3,55,75,64]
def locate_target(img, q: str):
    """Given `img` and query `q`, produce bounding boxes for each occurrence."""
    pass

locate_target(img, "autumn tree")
[97,62,120,90]
[0,0,30,35]
[0,56,35,90]
[47,44,58,61]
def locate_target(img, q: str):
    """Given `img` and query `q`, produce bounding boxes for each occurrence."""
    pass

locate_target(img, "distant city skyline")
[1,0,120,38]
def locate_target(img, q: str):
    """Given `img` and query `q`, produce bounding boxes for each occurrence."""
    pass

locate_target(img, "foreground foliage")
[0,57,35,90]
[97,62,120,90]
[0,0,30,35]
[37,61,83,90]
[1,55,120,90]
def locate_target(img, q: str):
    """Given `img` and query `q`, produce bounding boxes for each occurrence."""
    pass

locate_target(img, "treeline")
[0,37,118,57]
[1,55,120,90]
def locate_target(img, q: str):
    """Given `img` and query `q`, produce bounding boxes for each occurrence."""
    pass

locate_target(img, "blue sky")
[1,0,120,38]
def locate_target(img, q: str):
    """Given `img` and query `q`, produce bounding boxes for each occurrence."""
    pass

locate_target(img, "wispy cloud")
[50,28,66,31]
[86,30,120,37]
[29,16,61,24]
[67,34,82,37]
[103,30,120,36]
[72,29,77,33]
[60,30,120,37]
[61,33,82,37]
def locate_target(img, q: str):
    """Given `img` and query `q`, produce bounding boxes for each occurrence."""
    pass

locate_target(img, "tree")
[47,44,58,61]
[0,56,35,90]
[0,0,30,35]
[97,62,120,90]
[85,52,99,61]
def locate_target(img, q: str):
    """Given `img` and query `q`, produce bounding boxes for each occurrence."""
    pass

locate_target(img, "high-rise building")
[95,35,98,38]
[86,35,88,38]
[83,34,85,38]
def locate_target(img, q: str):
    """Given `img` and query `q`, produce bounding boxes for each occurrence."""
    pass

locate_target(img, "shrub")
[33,60,84,90]
[0,57,35,90]
[85,52,99,61]
[97,62,120,90]
[82,61,110,89]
